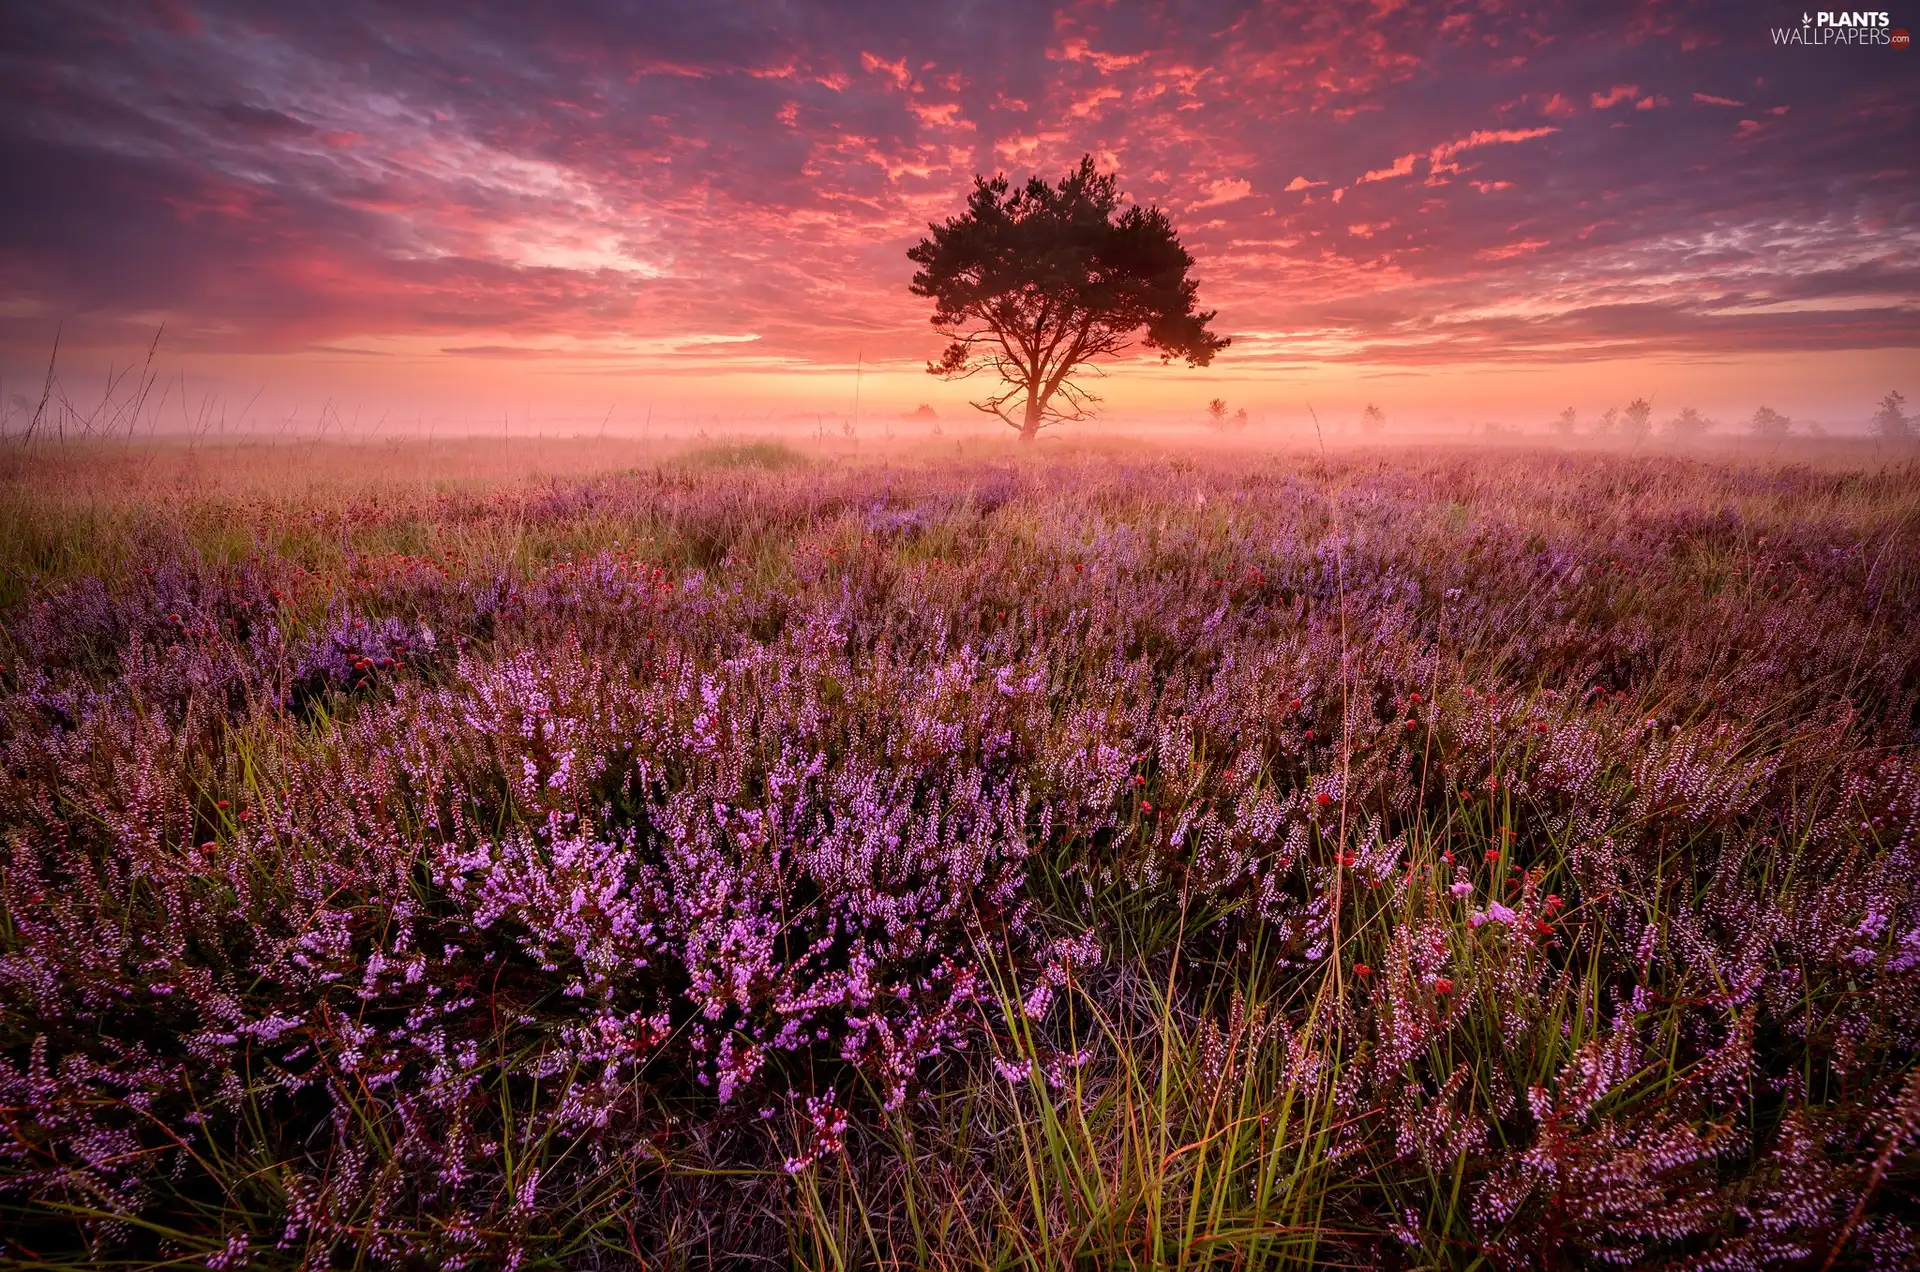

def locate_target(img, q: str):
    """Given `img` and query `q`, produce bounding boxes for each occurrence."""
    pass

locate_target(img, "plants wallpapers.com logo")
[1771,10,1909,43]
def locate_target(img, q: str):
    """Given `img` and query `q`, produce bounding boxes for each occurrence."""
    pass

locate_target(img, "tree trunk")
[1018,391,1043,443]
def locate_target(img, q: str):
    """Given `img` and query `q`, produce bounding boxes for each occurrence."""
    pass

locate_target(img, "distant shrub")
[1872,389,1912,441]
[1204,398,1248,432]
[1666,405,1713,439]
[1621,397,1654,440]
[1750,405,1792,439]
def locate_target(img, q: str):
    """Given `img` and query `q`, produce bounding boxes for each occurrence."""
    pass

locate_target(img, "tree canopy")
[907,157,1227,441]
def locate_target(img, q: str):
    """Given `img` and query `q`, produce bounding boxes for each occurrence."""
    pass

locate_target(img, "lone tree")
[908,156,1228,442]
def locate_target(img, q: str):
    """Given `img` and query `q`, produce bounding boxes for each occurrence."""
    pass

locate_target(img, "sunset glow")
[2,1,1914,430]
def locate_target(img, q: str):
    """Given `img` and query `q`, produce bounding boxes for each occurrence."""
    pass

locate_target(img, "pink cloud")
[1427,126,1557,175]
[1693,92,1744,106]
[1476,238,1550,260]
[1357,152,1418,183]
[1591,84,1639,109]
[1192,177,1253,206]
[859,51,912,89]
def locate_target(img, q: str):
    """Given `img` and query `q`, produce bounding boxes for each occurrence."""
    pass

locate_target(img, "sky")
[1,0,1915,434]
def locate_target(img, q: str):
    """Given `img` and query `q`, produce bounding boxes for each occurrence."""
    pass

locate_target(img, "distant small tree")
[1749,405,1791,439]
[1667,406,1713,439]
[908,156,1229,442]
[1360,403,1386,434]
[1599,406,1620,436]
[1871,390,1912,441]
[1204,398,1248,433]
[1621,397,1653,441]
[1553,406,1577,436]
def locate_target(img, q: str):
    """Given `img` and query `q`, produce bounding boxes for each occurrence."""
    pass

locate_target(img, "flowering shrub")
[0,446,1915,1266]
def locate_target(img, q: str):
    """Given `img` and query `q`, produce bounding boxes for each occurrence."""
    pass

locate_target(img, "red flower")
[1433,977,1454,995]
[1289,697,1303,711]
[1352,963,1372,979]
[1315,791,1333,807]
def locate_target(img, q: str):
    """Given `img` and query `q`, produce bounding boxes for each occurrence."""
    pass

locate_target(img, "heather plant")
[0,442,1916,1267]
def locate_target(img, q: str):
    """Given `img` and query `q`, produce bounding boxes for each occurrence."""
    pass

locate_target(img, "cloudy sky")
[1,0,1914,429]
